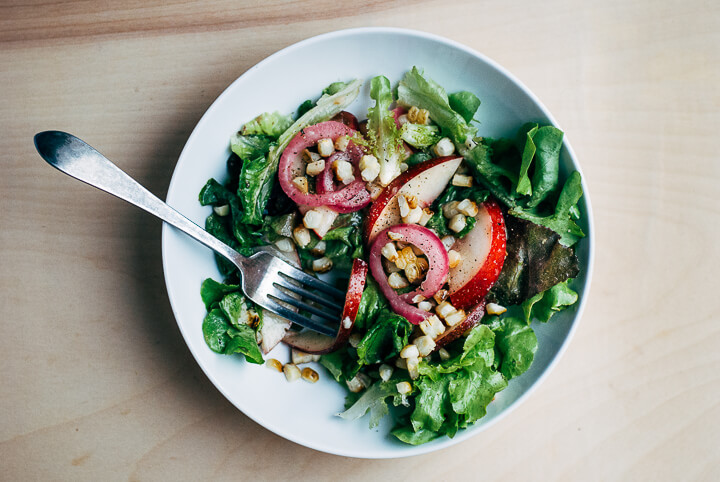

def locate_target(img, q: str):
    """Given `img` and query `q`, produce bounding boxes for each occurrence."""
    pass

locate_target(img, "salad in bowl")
[194,66,585,445]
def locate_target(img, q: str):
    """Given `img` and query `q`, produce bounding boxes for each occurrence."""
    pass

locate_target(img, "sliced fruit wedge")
[447,199,507,310]
[282,258,368,354]
[364,156,463,243]
[433,301,486,350]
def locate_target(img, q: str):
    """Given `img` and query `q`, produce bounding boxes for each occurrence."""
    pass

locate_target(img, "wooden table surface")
[2,1,719,480]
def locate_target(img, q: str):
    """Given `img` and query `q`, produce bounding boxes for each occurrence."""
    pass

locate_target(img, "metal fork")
[34,131,345,337]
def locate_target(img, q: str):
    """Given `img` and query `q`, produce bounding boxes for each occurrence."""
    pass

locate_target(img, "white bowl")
[162,27,594,458]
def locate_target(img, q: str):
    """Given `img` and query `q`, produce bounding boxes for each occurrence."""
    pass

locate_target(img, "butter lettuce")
[367,75,403,185]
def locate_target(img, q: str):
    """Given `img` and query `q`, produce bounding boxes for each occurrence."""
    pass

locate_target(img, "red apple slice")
[282,258,367,354]
[447,199,507,310]
[364,156,463,243]
[433,301,486,350]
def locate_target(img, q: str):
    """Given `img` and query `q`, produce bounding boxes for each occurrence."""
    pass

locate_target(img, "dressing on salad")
[197,67,584,445]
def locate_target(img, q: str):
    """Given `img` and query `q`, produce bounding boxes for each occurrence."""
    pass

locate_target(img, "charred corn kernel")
[433,289,449,304]
[303,209,323,229]
[379,364,394,382]
[438,348,451,361]
[346,374,366,393]
[429,315,446,337]
[399,162,409,172]
[317,138,335,157]
[419,319,434,337]
[266,358,283,372]
[384,259,401,273]
[411,245,424,256]
[283,363,301,382]
[413,335,436,356]
[333,159,355,185]
[448,214,467,233]
[310,240,326,256]
[381,242,399,262]
[445,309,467,327]
[359,154,380,182]
[305,159,325,176]
[302,149,321,163]
[275,237,294,253]
[334,135,350,151]
[457,199,478,217]
[368,183,384,200]
[419,208,433,226]
[404,262,421,284]
[452,174,473,187]
[292,349,315,365]
[436,301,457,319]
[486,302,507,315]
[388,231,404,242]
[405,195,419,209]
[397,194,410,218]
[412,294,426,303]
[349,333,362,348]
[396,381,412,394]
[448,249,462,268]
[418,301,433,312]
[213,204,230,216]
[406,356,420,379]
[397,114,409,126]
[293,226,312,248]
[416,257,429,272]
[402,206,423,224]
[441,235,456,251]
[292,176,309,194]
[301,367,319,383]
[433,137,455,156]
[312,256,333,273]
[443,201,460,218]
[395,357,408,370]
[408,106,430,125]
[400,344,420,359]
[398,246,417,266]
[388,272,409,289]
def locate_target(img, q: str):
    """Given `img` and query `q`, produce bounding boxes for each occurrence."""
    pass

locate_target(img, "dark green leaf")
[296,99,314,119]
[220,292,250,329]
[238,155,276,225]
[490,214,580,306]
[224,324,264,364]
[353,277,388,332]
[200,278,239,310]
[356,310,412,365]
[198,179,235,206]
[230,134,272,161]
[448,91,481,123]
[202,309,231,353]
[405,151,433,167]
[527,126,563,208]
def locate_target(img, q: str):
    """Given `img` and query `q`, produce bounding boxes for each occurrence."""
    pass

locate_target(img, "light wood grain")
[2,0,720,480]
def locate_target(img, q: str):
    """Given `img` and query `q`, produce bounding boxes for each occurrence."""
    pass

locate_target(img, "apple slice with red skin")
[364,155,463,243]
[432,301,486,350]
[447,199,507,310]
[282,258,368,354]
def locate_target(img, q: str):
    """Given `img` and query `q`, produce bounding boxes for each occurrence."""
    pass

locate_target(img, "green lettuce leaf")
[521,279,578,323]
[516,123,539,196]
[526,126,564,208]
[356,310,412,365]
[411,376,452,432]
[198,179,235,206]
[448,91,481,123]
[224,324,264,364]
[397,67,477,146]
[338,381,397,429]
[200,278,240,310]
[487,315,538,380]
[391,426,439,445]
[448,360,508,422]
[241,111,293,138]
[353,276,388,332]
[219,291,251,329]
[202,309,232,353]
[510,171,585,246]
[399,123,440,149]
[367,75,403,186]
[230,134,273,161]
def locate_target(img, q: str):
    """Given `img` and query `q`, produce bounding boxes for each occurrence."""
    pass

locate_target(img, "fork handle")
[34,131,243,265]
